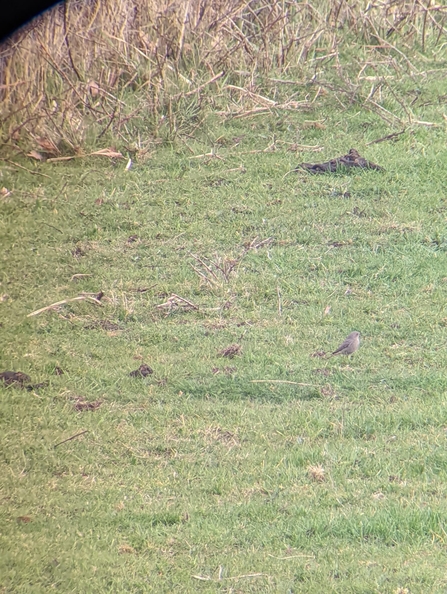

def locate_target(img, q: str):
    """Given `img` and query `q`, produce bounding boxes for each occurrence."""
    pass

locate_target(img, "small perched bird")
[330,331,360,357]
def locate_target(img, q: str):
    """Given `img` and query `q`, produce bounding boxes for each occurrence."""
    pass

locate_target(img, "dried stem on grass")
[307,464,326,482]
[251,380,317,387]
[54,430,89,448]
[28,292,104,317]
[156,293,199,313]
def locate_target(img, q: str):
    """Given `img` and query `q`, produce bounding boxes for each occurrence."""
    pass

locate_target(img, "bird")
[329,331,360,357]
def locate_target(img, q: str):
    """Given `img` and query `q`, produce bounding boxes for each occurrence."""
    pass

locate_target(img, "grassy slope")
[2,74,447,593]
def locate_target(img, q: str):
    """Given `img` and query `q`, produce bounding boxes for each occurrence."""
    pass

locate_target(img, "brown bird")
[330,331,360,357]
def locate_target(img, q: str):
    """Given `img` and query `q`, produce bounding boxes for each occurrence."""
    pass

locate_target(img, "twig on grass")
[249,237,274,250]
[1,159,51,179]
[192,573,269,582]
[42,222,63,234]
[189,150,223,160]
[367,129,406,145]
[229,573,269,580]
[129,285,157,293]
[221,165,246,174]
[46,149,124,163]
[192,575,211,581]
[54,430,88,448]
[190,264,218,285]
[218,100,312,120]
[251,380,318,387]
[190,253,220,281]
[171,294,198,309]
[224,84,277,106]
[156,294,199,312]
[27,293,104,317]
[267,553,315,559]
[367,99,403,125]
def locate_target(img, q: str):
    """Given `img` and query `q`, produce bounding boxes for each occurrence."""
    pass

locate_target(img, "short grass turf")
[3,96,447,592]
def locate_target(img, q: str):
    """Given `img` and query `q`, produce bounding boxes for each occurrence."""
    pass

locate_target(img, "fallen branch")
[27,293,104,317]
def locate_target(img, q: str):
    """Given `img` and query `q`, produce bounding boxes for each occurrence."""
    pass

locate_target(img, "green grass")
[3,72,447,593]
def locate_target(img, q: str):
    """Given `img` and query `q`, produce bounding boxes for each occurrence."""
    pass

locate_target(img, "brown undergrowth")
[0,0,446,153]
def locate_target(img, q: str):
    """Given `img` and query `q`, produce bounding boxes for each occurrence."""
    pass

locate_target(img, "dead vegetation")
[307,464,326,482]
[296,148,383,174]
[219,344,242,358]
[1,0,446,152]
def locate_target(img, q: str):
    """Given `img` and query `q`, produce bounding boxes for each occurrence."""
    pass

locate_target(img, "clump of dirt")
[129,364,153,377]
[0,371,48,391]
[219,344,242,358]
[0,371,31,387]
[296,149,383,174]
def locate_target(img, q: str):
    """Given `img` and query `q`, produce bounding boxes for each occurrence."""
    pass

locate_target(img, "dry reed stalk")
[0,0,445,150]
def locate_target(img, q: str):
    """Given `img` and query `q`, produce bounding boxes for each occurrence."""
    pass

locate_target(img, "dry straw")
[0,0,446,151]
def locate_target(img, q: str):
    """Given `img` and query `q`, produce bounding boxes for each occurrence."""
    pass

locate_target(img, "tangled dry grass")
[0,0,446,152]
